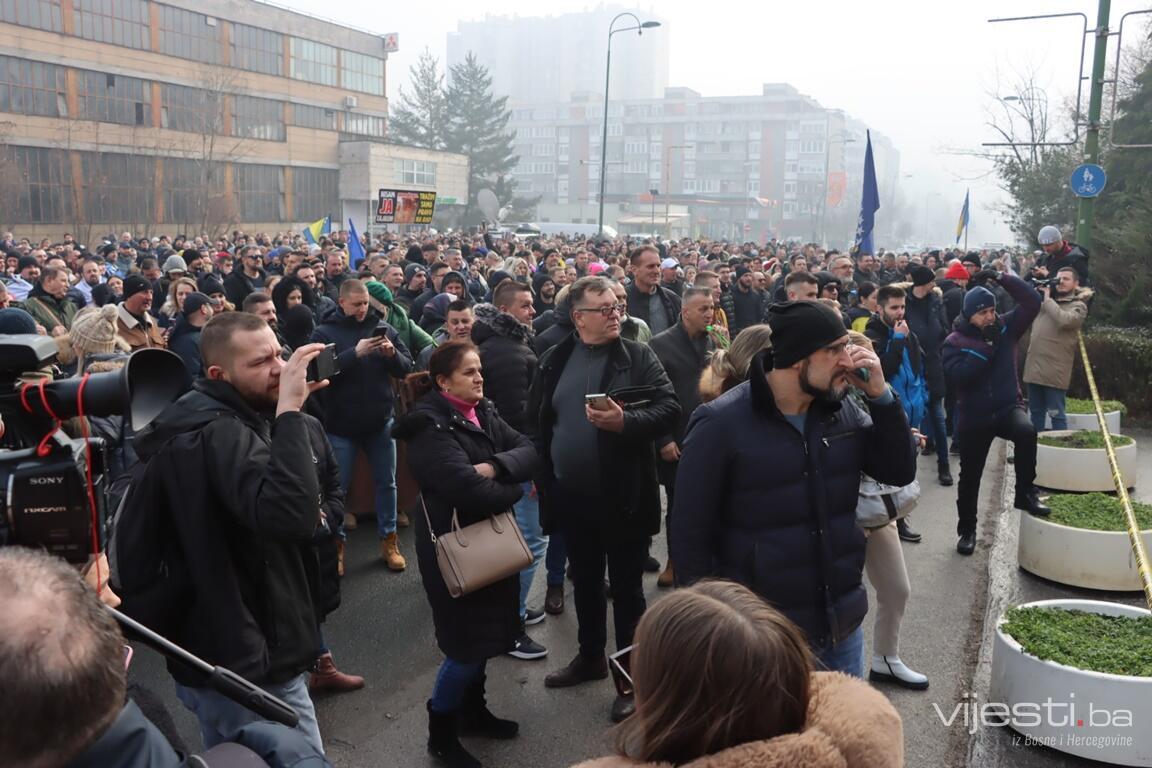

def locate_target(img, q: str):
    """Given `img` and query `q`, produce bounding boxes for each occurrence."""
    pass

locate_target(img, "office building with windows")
[506,84,899,243]
[0,0,467,239]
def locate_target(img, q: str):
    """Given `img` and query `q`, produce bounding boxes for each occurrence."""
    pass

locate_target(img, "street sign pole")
[1076,0,1111,252]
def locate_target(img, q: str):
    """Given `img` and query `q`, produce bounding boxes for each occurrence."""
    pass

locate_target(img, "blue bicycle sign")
[1070,164,1107,198]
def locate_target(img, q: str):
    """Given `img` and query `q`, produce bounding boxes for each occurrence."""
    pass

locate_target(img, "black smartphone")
[608,645,634,698]
[372,325,390,338]
[307,343,339,382]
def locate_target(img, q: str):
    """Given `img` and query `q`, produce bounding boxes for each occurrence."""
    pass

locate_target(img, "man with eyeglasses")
[528,275,679,724]
[672,301,916,678]
[223,245,268,307]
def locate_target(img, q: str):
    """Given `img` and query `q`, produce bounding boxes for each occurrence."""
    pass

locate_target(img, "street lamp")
[597,13,661,238]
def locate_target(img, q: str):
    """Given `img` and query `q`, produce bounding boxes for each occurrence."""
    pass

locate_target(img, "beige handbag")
[421,496,533,598]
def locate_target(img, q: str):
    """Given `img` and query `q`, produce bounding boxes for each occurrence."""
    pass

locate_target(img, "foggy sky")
[280,0,1148,247]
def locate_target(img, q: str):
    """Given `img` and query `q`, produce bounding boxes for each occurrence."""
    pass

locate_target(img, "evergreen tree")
[444,52,519,223]
[389,50,448,150]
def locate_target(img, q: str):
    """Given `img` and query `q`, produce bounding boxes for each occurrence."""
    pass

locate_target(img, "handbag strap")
[420,495,438,544]
[881,493,899,521]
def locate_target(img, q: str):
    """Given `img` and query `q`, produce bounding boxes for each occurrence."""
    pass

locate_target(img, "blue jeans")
[430,658,485,713]
[1028,383,1067,432]
[175,673,323,756]
[513,481,548,619]
[813,626,865,678]
[921,395,950,465]
[329,421,397,538]
[545,531,567,588]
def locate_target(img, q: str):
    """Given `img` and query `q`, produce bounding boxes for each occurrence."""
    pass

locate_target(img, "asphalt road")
[130,444,1018,767]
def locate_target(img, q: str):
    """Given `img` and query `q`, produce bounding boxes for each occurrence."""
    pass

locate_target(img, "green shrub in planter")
[1046,492,1152,532]
[1037,430,1135,449]
[1002,607,1152,677]
[1065,397,1127,416]
[1069,327,1152,420]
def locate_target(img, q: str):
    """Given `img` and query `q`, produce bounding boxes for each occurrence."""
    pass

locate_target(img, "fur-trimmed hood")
[571,672,902,768]
[890,280,943,299]
[1054,286,1094,304]
[471,302,534,343]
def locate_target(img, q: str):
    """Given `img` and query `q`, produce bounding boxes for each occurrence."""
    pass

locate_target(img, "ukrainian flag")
[955,191,969,245]
[303,215,331,245]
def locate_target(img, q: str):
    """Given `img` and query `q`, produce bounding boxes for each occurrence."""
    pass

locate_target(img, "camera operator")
[126,313,334,754]
[0,547,329,768]
[1035,225,1089,286]
[1022,267,1091,432]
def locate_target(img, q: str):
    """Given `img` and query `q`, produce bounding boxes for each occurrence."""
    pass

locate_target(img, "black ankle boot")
[427,701,481,768]
[459,673,519,739]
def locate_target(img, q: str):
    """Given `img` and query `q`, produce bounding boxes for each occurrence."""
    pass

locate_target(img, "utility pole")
[1076,0,1110,253]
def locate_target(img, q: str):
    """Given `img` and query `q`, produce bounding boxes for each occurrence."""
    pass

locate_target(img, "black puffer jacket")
[671,352,916,649]
[534,295,574,356]
[471,305,537,434]
[392,392,539,662]
[903,286,949,397]
[309,307,413,437]
[129,380,324,686]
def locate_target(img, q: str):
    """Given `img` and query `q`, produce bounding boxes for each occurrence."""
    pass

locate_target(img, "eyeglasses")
[573,303,626,318]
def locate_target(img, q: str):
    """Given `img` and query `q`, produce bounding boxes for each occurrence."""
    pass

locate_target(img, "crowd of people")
[0,221,1092,768]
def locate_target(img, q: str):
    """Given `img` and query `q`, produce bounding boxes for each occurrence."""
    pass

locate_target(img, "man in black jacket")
[719,265,770,336]
[223,245,267,307]
[904,266,953,485]
[624,245,680,336]
[529,276,679,723]
[471,281,549,660]
[648,287,716,587]
[672,301,916,677]
[310,279,413,570]
[129,312,337,755]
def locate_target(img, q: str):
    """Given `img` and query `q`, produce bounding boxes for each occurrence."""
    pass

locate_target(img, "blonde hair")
[160,277,197,318]
[698,324,773,403]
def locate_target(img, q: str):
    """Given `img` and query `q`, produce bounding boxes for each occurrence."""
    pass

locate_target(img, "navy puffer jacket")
[671,351,916,649]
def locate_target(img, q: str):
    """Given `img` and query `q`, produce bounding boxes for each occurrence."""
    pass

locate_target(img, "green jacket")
[22,290,78,332]
[364,280,435,355]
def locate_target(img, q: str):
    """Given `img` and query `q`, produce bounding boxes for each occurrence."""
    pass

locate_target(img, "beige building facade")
[0,0,467,240]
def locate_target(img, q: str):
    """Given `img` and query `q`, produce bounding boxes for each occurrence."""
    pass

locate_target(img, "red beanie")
[944,261,969,280]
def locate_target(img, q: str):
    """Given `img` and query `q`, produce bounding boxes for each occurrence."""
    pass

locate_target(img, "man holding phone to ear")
[310,279,413,570]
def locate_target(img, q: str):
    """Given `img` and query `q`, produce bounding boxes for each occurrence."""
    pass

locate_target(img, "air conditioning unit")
[343,96,358,109]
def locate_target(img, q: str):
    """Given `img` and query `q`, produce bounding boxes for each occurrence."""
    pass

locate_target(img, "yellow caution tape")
[1078,331,1152,611]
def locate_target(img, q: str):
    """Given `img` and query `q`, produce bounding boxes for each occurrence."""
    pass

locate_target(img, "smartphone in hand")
[585,393,612,411]
[307,343,339,382]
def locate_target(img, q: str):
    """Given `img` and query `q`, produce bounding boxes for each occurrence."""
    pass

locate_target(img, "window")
[80,151,156,223]
[341,50,384,96]
[531,125,555,138]
[234,163,285,222]
[158,5,221,63]
[395,159,436,186]
[521,162,553,175]
[1,0,62,31]
[800,140,824,154]
[161,83,222,133]
[290,38,337,86]
[624,160,646,174]
[232,23,283,76]
[344,112,385,138]
[164,157,224,225]
[77,70,151,126]
[624,141,647,156]
[231,95,284,141]
[292,167,338,220]
[532,143,554,157]
[2,146,71,222]
[291,103,337,130]
[0,56,66,117]
[607,123,623,137]
[73,0,149,50]
[747,179,760,195]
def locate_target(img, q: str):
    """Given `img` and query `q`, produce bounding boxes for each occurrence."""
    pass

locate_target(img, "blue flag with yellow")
[955,190,970,245]
[303,215,331,245]
[854,130,880,255]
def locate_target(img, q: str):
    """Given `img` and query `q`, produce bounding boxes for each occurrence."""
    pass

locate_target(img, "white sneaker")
[868,655,929,690]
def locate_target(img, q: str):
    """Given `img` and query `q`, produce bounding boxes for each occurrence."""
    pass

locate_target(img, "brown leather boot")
[397,509,411,528]
[336,539,345,578]
[657,559,674,588]
[308,652,364,693]
[381,532,407,571]
[343,512,358,530]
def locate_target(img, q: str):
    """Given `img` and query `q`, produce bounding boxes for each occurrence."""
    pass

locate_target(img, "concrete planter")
[1018,513,1152,591]
[991,599,1152,766]
[1053,410,1123,434]
[1035,431,1138,492]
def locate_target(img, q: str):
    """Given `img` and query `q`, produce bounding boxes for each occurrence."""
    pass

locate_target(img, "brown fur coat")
[572,672,903,768]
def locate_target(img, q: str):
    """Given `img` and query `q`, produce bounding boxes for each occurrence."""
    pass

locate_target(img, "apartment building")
[0,0,467,239]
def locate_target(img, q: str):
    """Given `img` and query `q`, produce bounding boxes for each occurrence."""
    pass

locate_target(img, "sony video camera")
[0,335,185,563]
